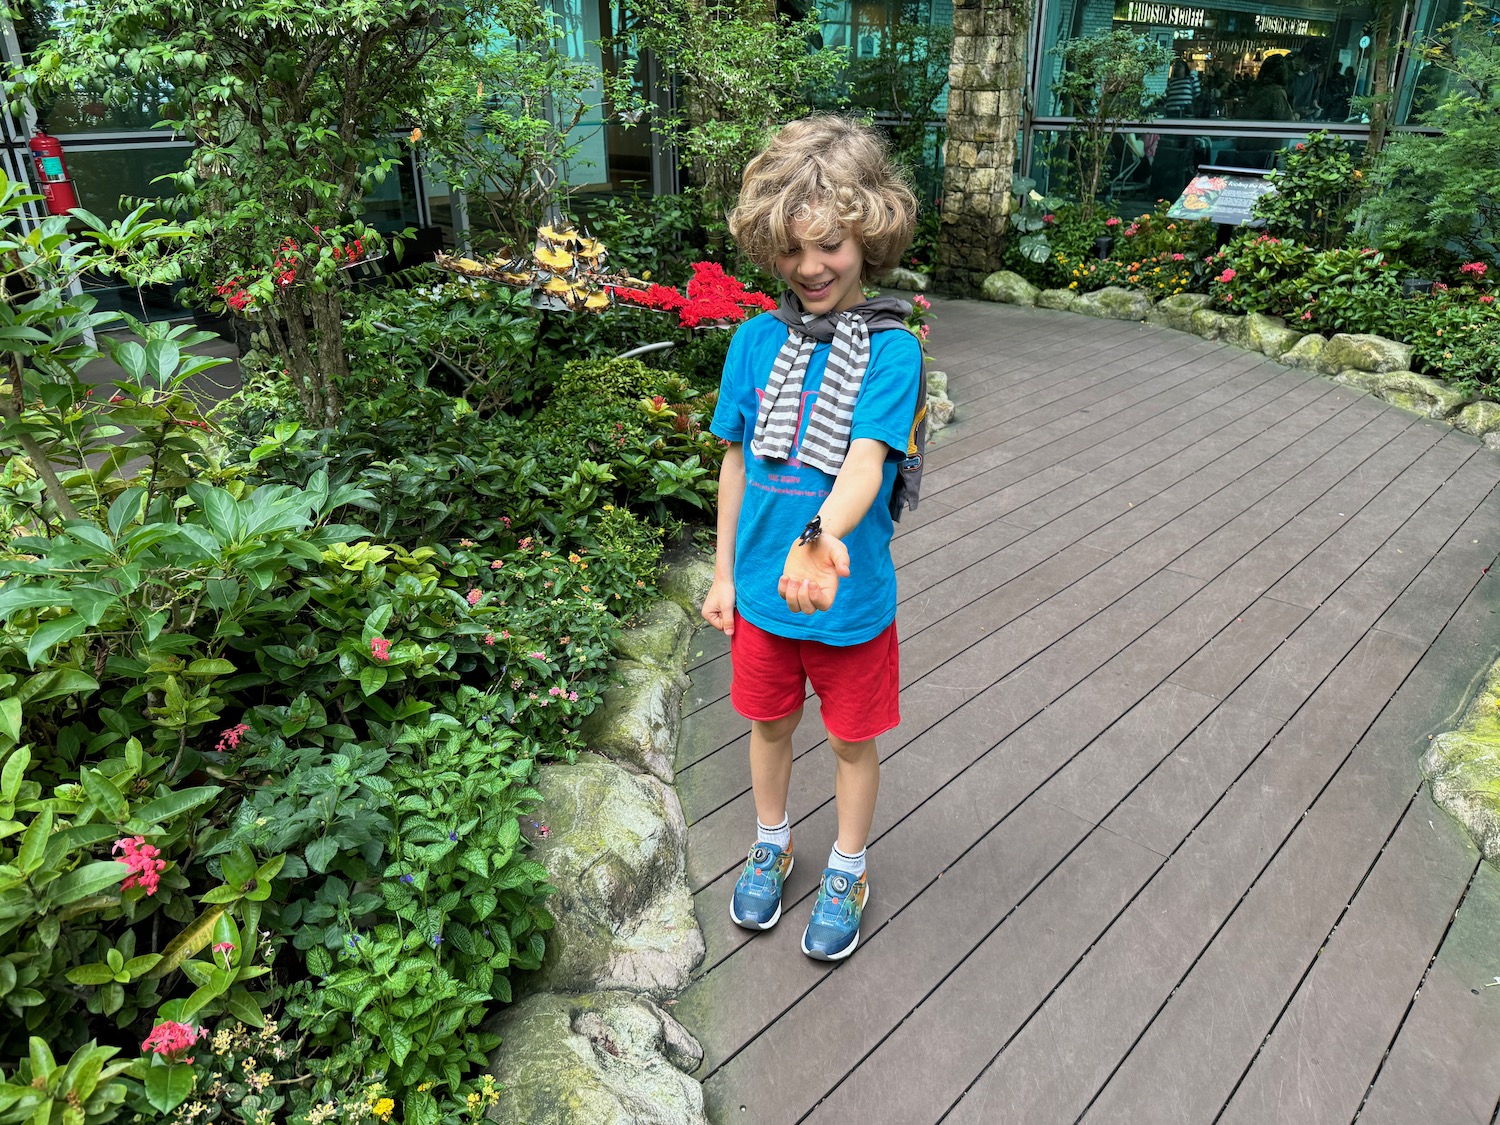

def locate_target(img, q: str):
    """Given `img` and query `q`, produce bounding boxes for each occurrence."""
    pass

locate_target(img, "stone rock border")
[1422,656,1500,862]
[980,272,1500,451]
[483,545,718,1125]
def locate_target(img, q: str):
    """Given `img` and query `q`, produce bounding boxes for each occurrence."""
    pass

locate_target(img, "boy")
[701,115,922,961]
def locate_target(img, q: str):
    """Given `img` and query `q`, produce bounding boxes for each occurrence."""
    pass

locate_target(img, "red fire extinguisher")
[28,133,79,215]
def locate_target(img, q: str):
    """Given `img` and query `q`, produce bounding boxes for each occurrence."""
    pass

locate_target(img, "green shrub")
[1252,132,1367,250]
[1400,290,1500,399]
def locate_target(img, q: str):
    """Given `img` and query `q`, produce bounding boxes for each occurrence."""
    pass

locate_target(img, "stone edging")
[979,272,1500,450]
[1422,656,1500,863]
[482,545,717,1125]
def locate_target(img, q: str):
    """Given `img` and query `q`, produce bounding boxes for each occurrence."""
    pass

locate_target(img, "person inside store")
[1288,41,1327,119]
[1159,58,1203,117]
[1236,53,1295,121]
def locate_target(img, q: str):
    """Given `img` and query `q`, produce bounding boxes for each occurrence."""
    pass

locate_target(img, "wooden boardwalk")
[671,298,1500,1125]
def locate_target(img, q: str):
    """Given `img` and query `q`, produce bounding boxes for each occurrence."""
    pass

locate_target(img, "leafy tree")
[1358,1,1500,264]
[11,0,530,427]
[1050,30,1172,222]
[626,0,845,238]
[841,2,953,181]
[420,10,644,254]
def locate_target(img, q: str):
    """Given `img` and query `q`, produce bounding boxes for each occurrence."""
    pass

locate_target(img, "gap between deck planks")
[672,300,1500,1125]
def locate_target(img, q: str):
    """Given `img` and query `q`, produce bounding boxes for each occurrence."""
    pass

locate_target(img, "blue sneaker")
[730,841,794,930]
[801,868,869,961]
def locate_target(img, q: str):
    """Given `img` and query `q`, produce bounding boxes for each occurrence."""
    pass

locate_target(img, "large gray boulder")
[1370,370,1468,419]
[657,548,715,618]
[1189,308,1231,340]
[485,990,707,1125]
[1317,333,1413,374]
[1456,400,1500,438]
[878,266,929,292]
[1073,285,1152,321]
[1219,314,1254,350]
[580,661,686,782]
[1246,313,1303,359]
[524,756,704,995]
[980,270,1040,306]
[612,600,694,671]
[1279,333,1328,371]
[1422,660,1500,860]
[1036,288,1079,311]
[1146,292,1213,332]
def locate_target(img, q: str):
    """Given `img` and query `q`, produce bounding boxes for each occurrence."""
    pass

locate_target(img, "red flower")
[113,836,167,896]
[142,1021,204,1064]
[1460,261,1488,276]
[1217,268,1237,283]
[370,637,391,661]
[216,722,250,752]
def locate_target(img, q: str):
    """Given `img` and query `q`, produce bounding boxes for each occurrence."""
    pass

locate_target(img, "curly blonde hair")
[729,115,918,280]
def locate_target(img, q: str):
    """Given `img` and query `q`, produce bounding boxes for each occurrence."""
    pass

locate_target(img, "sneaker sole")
[729,855,793,931]
[801,887,870,961]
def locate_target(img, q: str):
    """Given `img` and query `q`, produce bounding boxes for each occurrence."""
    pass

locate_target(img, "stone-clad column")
[936,0,1031,296]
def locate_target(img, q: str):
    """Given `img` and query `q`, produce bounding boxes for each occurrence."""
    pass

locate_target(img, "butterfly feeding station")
[432,225,776,359]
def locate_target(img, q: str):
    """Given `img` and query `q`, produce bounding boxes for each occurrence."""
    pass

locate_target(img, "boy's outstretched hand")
[701,577,737,635]
[779,533,851,614]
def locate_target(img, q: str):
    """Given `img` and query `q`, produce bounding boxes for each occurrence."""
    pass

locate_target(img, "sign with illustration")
[1166,168,1277,225]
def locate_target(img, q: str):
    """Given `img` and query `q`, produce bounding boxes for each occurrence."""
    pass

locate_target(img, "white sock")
[828,844,866,879]
[757,817,791,850]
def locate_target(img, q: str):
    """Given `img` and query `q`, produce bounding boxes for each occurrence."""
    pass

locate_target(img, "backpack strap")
[889,358,928,522]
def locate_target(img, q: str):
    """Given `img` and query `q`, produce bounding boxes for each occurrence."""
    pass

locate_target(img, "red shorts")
[729,613,900,742]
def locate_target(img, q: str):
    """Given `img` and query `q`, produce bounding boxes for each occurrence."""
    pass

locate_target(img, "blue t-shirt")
[710,311,923,645]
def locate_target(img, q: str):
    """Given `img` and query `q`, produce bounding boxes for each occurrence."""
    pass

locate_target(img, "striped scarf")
[750,293,911,476]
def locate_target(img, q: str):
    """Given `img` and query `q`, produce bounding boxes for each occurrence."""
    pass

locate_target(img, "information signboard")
[1165,166,1277,225]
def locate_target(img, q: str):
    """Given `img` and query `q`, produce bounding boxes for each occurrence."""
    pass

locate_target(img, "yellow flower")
[373,1098,395,1121]
[1069,281,1078,289]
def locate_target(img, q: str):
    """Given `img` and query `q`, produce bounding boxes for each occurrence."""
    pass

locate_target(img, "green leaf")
[78,770,128,823]
[358,666,387,696]
[65,963,116,986]
[51,861,128,906]
[1,745,29,802]
[130,786,221,827]
[224,990,265,1028]
[141,338,181,389]
[183,659,235,677]
[305,836,338,874]
[0,698,19,745]
[0,583,67,620]
[143,1063,195,1115]
[26,614,88,668]
[106,488,147,535]
[19,668,99,704]
[19,808,53,873]
[147,905,226,979]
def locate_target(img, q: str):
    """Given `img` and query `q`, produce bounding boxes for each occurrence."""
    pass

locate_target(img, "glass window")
[1026,124,1362,214]
[1036,0,1384,126]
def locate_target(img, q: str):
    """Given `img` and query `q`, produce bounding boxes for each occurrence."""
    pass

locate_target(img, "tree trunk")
[936,0,1032,295]
[1365,10,1397,159]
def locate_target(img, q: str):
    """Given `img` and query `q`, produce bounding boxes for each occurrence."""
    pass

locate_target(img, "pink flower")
[216,722,250,752]
[1123,224,1139,237]
[1171,253,1186,261]
[913,294,931,311]
[1301,310,1313,320]
[518,537,533,551]
[1433,282,1449,292]
[466,588,482,607]
[370,637,391,661]
[918,323,930,341]
[1217,268,1236,283]
[549,686,561,696]
[113,836,166,896]
[500,516,512,527]
[529,651,546,661]
[490,559,504,569]
[1043,213,1055,224]
[213,942,235,966]
[484,632,496,645]
[1105,217,1121,227]
[1480,295,1495,304]
[568,691,578,702]
[142,1021,205,1063]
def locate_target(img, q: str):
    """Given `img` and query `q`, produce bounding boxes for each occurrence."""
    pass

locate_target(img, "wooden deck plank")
[1216,793,1480,1125]
[1357,860,1500,1125]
